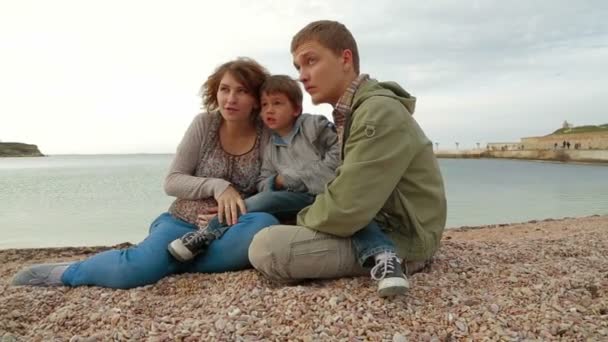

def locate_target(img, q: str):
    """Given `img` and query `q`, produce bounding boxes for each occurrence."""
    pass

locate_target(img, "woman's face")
[217,72,258,122]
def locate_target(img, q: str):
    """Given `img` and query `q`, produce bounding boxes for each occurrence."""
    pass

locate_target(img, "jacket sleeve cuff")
[213,180,232,199]
[281,169,307,192]
[268,175,278,191]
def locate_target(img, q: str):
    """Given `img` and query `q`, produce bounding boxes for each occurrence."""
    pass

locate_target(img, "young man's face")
[292,40,352,106]
[260,92,300,136]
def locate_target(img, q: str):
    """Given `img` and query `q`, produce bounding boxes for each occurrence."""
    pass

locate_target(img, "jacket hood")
[352,79,416,115]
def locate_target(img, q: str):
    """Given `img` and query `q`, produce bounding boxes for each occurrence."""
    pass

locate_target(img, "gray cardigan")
[257,113,340,195]
[164,112,269,200]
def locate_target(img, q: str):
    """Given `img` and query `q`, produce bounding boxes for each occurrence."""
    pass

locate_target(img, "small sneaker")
[168,228,214,262]
[11,262,71,286]
[371,252,410,297]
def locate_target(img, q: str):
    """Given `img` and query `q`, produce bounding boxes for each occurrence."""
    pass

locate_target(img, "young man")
[248,21,447,295]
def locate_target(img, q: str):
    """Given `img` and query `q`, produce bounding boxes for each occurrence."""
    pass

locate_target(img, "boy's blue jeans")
[206,190,396,266]
[203,191,314,239]
[61,212,279,289]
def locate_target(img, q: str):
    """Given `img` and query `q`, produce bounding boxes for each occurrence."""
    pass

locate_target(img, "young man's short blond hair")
[260,75,303,115]
[291,20,360,75]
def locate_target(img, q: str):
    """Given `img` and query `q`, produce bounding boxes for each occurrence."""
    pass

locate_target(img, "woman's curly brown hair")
[200,57,270,116]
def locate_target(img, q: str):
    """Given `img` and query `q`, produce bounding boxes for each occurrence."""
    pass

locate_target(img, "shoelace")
[370,252,400,281]
[183,230,209,247]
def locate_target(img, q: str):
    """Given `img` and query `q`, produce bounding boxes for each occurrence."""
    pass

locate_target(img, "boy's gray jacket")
[257,113,340,195]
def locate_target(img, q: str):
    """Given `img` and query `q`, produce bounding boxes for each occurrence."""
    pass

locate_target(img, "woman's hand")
[216,186,246,225]
[196,207,218,227]
[196,214,215,227]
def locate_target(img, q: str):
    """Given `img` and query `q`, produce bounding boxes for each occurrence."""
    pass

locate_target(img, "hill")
[0,142,44,157]
[551,123,608,135]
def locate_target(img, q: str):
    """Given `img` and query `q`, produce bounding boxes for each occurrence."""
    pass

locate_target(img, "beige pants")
[248,225,429,283]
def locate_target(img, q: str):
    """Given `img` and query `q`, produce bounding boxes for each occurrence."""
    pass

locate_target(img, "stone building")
[521,132,608,150]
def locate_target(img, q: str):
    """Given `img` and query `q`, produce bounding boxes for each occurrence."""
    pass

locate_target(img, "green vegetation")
[0,142,44,157]
[551,124,608,135]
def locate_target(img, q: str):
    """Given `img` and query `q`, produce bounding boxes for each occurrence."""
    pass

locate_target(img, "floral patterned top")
[167,112,264,226]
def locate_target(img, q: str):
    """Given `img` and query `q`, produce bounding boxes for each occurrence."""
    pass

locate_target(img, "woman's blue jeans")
[61,212,279,289]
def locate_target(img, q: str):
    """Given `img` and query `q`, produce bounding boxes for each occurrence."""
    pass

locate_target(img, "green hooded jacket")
[297,79,447,261]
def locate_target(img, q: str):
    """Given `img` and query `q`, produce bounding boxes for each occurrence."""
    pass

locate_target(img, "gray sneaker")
[11,262,71,286]
[168,227,215,262]
[371,252,410,297]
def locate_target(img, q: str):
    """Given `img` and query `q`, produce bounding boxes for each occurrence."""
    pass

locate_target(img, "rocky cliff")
[0,142,44,157]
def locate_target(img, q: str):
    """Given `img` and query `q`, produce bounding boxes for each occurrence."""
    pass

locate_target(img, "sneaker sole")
[168,240,195,262]
[378,277,410,297]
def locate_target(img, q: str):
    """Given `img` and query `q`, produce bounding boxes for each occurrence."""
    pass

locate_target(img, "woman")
[12,57,279,289]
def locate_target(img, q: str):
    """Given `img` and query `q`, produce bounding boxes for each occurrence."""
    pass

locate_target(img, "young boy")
[168,75,407,295]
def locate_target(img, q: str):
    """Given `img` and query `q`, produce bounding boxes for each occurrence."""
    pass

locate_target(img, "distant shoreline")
[437,155,608,167]
[435,149,608,165]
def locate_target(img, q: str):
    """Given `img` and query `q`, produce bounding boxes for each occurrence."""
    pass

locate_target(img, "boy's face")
[292,40,353,106]
[260,92,300,136]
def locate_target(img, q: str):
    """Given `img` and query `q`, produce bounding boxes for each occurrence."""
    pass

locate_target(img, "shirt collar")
[332,74,369,127]
[271,114,305,146]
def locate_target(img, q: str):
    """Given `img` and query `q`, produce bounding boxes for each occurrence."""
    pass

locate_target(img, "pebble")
[455,320,468,333]
[393,332,407,342]
[228,308,241,317]
[463,298,480,306]
[1,335,17,342]
[214,318,227,331]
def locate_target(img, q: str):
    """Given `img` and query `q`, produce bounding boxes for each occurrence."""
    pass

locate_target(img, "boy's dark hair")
[291,20,360,75]
[260,75,303,114]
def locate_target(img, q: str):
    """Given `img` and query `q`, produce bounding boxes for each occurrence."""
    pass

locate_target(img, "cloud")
[0,0,606,153]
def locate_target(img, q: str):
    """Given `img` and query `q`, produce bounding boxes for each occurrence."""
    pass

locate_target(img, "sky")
[1,0,606,154]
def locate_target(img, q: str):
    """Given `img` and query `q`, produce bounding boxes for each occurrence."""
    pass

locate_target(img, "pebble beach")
[1,215,607,341]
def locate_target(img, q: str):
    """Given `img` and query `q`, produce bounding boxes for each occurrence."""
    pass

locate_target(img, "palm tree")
[435,142,439,150]
[455,142,459,149]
